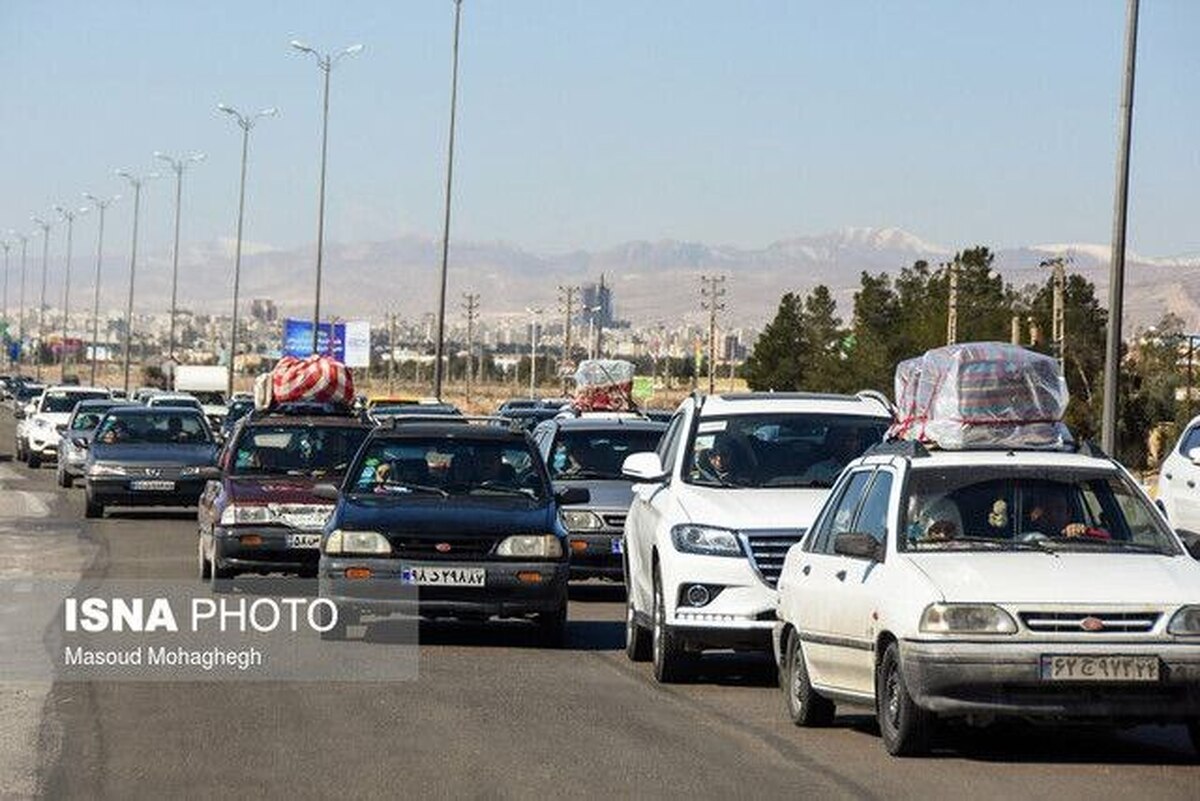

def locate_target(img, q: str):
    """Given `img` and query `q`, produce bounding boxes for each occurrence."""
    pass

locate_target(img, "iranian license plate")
[611,537,623,554]
[286,533,322,549]
[401,566,486,587]
[1040,654,1160,682]
[130,480,175,491]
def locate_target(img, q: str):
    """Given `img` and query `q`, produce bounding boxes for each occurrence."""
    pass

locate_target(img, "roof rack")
[387,414,523,432]
[854,389,896,417]
[864,440,931,459]
[249,402,363,421]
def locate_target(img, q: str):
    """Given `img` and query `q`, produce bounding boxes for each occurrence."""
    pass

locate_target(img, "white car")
[775,441,1200,756]
[621,391,892,682]
[146,393,205,414]
[16,385,111,468]
[1156,415,1200,534]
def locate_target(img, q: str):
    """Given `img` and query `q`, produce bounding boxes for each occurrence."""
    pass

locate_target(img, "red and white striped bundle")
[268,355,355,408]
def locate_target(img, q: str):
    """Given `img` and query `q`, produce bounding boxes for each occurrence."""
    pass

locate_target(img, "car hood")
[905,552,1200,605]
[336,494,557,538]
[90,442,218,465]
[225,476,333,505]
[551,478,633,511]
[677,485,828,532]
[33,412,71,427]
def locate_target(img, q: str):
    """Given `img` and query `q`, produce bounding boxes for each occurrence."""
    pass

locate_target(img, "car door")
[627,409,686,616]
[788,467,874,689]
[821,468,895,695]
[1162,425,1200,531]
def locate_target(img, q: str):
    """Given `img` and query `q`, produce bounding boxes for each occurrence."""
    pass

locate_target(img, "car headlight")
[324,529,391,556]
[560,509,603,531]
[496,534,564,559]
[919,603,1017,635]
[1168,606,1200,636]
[219,504,274,526]
[670,524,743,557]
[88,463,127,477]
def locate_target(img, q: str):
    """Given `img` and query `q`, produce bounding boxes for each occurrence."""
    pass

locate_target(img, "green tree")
[744,292,805,390]
[847,271,902,393]
[797,285,850,392]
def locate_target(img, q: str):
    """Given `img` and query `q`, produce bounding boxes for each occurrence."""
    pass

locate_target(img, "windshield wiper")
[1040,538,1167,554]
[556,469,615,480]
[468,483,537,498]
[376,482,449,498]
[910,535,1043,551]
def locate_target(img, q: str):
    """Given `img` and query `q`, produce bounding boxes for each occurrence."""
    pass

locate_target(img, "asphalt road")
[2,416,1198,800]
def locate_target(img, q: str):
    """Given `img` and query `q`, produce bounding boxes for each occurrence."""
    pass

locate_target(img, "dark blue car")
[316,422,588,645]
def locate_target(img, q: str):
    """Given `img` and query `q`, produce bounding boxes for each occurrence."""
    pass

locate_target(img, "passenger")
[802,427,862,485]
[697,435,741,485]
[911,495,962,542]
[477,449,517,487]
[99,419,129,445]
[1024,491,1100,539]
[166,417,187,443]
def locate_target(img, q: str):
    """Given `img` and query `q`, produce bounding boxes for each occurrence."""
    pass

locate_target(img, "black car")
[83,407,220,518]
[220,398,256,441]
[316,422,589,644]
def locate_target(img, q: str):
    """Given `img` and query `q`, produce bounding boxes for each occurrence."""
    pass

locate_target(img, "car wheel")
[57,468,72,488]
[876,641,933,756]
[625,593,652,662]
[26,451,40,469]
[84,494,103,519]
[783,629,835,727]
[197,535,211,580]
[1188,720,1200,759]
[317,602,349,641]
[536,602,568,648]
[651,568,693,683]
[211,545,234,581]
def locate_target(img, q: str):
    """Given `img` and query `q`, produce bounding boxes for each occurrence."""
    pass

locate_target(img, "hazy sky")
[3,0,1198,262]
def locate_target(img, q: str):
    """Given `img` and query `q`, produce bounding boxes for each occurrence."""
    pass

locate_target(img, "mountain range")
[117,226,1200,332]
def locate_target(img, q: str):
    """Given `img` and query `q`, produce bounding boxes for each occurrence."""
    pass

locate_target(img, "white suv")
[16,385,111,468]
[775,442,1200,756]
[1156,415,1200,535]
[621,391,892,682]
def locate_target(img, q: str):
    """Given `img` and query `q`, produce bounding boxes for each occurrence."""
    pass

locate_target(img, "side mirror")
[312,483,340,501]
[72,437,89,449]
[1177,529,1200,560]
[622,452,667,483]
[833,532,882,562]
[555,486,590,506]
[1188,448,1200,466]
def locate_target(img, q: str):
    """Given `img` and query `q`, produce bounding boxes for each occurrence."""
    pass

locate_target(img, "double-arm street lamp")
[54,203,88,381]
[154,151,205,364]
[1,239,10,355]
[116,169,158,394]
[30,216,52,381]
[290,39,363,354]
[9,231,29,369]
[218,104,276,399]
[83,192,119,386]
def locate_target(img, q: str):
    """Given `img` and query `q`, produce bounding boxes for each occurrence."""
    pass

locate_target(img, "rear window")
[350,437,547,500]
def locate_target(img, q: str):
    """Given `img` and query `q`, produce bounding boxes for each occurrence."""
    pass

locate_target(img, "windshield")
[94,412,212,445]
[42,390,108,414]
[549,428,664,480]
[232,425,370,477]
[901,466,1180,555]
[190,391,226,406]
[683,414,889,489]
[71,405,118,430]
[349,438,548,500]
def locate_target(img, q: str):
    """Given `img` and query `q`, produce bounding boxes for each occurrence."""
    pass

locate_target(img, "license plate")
[130,480,175,491]
[401,566,485,587]
[611,537,623,554]
[1040,655,1160,682]
[281,514,329,531]
[286,533,322,549]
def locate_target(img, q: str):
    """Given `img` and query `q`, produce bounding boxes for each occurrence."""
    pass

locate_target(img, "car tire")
[84,494,103,519]
[625,594,652,662]
[317,602,349,641]
[784,629,836,727]
[57,468,72,488]
[211,547,234,581]
[26,451,40,469]
[197,536,211,580]
[876,641,933,756]
[15,439,26,462]
[652,568,694,683]
[536,603,568,648]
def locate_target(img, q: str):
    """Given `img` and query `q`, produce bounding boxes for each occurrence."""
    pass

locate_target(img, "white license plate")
[401,566,485,587]
[611,537,623,554]
[286,533,322,549]
[130,480,175,491]
[281,515,329,531]
[1040,655,1160,682]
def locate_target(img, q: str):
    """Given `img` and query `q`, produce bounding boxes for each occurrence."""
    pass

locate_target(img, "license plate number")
[1040,655,1160,682]
[611,537,623,554]
[130,480,175,491]
[286,533,322,549]
[401,566,485,587]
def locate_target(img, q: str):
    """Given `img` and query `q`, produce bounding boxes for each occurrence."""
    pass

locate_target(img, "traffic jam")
[5,343,1200,758]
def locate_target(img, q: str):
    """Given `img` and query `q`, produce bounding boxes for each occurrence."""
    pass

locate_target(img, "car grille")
[386,535,499,561]
[1018,611,1161,634]
[742,529,806,589]
[602,513,627,530]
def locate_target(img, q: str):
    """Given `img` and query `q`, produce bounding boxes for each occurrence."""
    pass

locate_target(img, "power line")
[557,285,576,392]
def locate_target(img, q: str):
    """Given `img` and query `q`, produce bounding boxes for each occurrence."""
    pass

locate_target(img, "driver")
[476,449,517,487]
[697,434,742,485]
[1024,491,1102,539]
[99,419,129,445]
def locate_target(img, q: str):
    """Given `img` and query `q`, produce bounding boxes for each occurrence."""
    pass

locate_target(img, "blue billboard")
[282,318,346,361]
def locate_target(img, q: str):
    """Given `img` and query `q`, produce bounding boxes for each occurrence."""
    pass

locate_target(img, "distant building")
[581,274,615,329]
[250,299,278,323]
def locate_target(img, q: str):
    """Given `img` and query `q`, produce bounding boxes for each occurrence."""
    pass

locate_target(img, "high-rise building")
[580,274,614,329]
[250,298,278,323]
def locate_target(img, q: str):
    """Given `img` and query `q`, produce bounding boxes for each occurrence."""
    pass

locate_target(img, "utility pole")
[0,240,10,362]
[11,233,29,371]
[700,274,726,395]
[946,261,959,346]
[462,292,478,403]
[83,193,118,387]
[387,311,397,394]
[557,285,576,392]
[1101,0,1140,455]
[31,217,52,382]
[54,204,87,381]
[1041,256,1069,375]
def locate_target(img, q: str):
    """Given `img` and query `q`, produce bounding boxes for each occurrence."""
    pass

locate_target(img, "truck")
[173,365,230,430]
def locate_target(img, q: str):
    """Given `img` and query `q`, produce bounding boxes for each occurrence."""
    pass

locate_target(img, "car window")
[656,413,685,475]
[811,469,874,555]
[232,425,370,477]
[349,438,548,500]
[94,412,211,445]
[1180,426,1200,456]
[853,471,894,546]
[41,390,107,414]
[71,410,109,430]
[548,428,664,480]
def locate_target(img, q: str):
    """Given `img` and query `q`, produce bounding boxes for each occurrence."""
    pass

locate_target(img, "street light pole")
[10,232,29,370]
[291,40,363,355]
[116,169,158,395]
[54,204,87,381]
[0,240,10,360]
[526,306,543,399]
[219,104,276,400]
[83,193,119,387]
[154,151,205,367]
[31,216,51,382]
[433,0,463,400]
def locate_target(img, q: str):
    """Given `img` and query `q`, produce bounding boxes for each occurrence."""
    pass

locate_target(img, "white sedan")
[775,443,1200,756]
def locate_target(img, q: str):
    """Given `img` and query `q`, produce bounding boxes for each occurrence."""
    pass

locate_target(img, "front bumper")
[27,431,61,457]
[213,526,322,575]
[86,476,208,508]
[565,530,625,580]
[659,550,778,650]
[320,556,569,620]
[900,639,1200,720]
